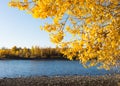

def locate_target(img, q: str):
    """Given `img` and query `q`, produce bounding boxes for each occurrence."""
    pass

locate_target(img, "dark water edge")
[0,57,68,60]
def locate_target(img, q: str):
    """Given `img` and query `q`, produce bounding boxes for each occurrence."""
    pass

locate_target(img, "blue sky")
[0,0,55,48]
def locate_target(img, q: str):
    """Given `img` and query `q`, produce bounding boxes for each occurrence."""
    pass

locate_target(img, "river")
[0,60,119,78]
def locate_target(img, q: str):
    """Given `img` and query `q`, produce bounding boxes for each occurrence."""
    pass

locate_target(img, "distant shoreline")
[0,56,69,60]
[0,74,120,86]
[0,58,69,61]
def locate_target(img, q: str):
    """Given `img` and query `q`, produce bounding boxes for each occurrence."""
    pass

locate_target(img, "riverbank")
[0,57,68,60]
[0,74,120,86]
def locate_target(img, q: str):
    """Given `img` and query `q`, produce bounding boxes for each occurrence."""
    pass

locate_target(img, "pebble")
[0,74,119,86]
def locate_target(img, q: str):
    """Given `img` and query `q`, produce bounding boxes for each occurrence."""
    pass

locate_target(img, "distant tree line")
[0,46,67,60]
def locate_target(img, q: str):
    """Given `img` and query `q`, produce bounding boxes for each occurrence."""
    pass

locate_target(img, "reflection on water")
[0,60,119,78]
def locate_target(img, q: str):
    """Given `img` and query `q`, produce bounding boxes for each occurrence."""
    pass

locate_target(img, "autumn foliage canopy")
[9,0,120,69]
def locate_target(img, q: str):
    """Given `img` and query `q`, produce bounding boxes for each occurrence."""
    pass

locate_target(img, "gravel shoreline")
[0,74,120,86]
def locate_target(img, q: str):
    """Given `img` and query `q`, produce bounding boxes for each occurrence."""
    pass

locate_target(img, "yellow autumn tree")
[9,0,120,69]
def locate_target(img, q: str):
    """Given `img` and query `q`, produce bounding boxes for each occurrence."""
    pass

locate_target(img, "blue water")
[0,60,119,78]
